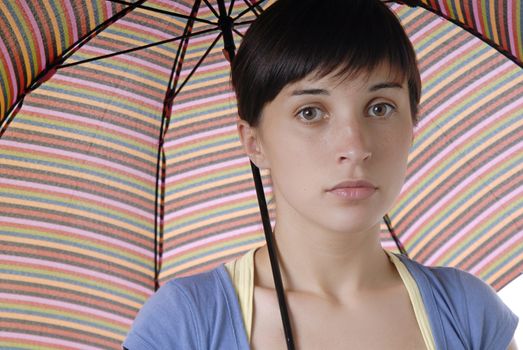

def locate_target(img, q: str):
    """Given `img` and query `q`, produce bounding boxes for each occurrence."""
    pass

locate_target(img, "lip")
[327,180,377,200]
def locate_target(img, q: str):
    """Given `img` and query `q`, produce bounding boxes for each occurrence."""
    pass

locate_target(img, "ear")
[237,119,269,169]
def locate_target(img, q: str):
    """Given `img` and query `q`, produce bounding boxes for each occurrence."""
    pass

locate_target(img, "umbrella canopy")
[1,0,522,348]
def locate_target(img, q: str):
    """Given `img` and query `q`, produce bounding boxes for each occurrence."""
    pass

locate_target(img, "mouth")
[327,180,377,200]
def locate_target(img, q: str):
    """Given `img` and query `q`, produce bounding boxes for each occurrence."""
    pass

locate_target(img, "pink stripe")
[437,0,448,16]
[19,0,46,66]
[118,19,173,40]
[165,189,257,220]
[180,59,229,75]
[409,18,441,42]
[424,186,522,265]
[0,177,154,220]
[0,332,103,350]
[471,0,483,35]
[106,2,112,17]
[163,223,263,258]
[403,147,519,244]
[54,74,163,108]
[0,216,153,257]
[164,124,236,148]
[406,98,521,189]
[506,0,517,56]
[155,0,192,13]
[421,40,477,80]
[63,0,78,42]
[1,140,156,181]
[166,157,247,183]
[23,105,158,144]
[1,254,152,295]
[0,38,18,101]
[470,234,523,274]
[189,32,223,44]
[0,293,133,325]
[417,61,514,129]
[171,92,235,111]
[79,46,171,75]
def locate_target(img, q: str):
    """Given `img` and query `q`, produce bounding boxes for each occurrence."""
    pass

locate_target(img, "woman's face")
[239,64,414,235]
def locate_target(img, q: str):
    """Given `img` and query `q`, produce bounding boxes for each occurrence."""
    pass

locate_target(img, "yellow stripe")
[3,187,151,225]
[14,123,156,163]
[38,89,162,126]
[1,274,143,309]
[170,142,239,163]
[396,6,423,26]
[85,0,96,30]
[165,198,258,230]
[417,26,462,61]
[164,207,260,240]
[8,303,127,329]
[166,173,252,202]
[0,57,10,115]
[160,242,261,277]
[1,158,154,201]
[421,48,495,101]
[445,209,521,267]
[173,107,237,127]
[2,235,151,276]
[454,0,466,24]
[485,250,522,285]
[3,313,124,339]
[41,1,62,54]
[2,225,150,263]
[410,165,519,257]
[398,121,517,220]
[181,75,230,92]
[410,75,520,160]
[0,3,32,83]
[135,7,187,29]
[67,59,168,92]
[488,0,499,44]
[100,32,174,58]
[0,341,56,350]
[1,197,152,239]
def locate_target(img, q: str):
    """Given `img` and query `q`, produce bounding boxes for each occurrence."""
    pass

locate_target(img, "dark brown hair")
[231,0,421,126]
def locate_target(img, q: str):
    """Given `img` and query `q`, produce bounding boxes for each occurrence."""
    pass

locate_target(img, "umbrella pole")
[217,1,296,348]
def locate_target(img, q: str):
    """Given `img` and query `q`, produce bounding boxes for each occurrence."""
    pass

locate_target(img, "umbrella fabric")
[0,0,130,121]
[1,0,522,349]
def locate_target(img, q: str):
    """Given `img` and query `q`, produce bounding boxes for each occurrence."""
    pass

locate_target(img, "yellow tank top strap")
[225,248,436,349]
[224,248,256,340]
[385,251,437,350]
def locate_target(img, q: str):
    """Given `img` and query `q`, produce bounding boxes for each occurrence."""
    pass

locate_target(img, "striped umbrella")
[1,0,521,348]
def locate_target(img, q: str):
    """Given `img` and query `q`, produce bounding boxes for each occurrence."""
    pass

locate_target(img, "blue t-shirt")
[123,255,518,349]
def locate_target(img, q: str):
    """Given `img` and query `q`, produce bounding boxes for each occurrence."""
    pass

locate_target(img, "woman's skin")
[238,63,519,349]
[239,64,426,349]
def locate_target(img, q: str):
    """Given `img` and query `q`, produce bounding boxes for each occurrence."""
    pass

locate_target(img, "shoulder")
[123,266,247,350]
[398,255,518,349]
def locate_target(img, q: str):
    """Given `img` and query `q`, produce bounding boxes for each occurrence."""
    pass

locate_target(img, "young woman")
[124,0,518,348]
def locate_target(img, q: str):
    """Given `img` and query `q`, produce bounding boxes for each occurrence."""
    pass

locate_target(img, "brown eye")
[296,106,326,122]
[368,103,395,118]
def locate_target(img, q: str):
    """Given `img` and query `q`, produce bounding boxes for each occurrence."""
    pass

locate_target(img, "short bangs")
[231,0,421,126]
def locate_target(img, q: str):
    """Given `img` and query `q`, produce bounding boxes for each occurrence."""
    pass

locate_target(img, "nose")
[335,122,372,163]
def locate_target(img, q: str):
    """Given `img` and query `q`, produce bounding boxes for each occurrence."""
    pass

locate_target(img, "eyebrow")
[369,82,403,91]
[290,82,403,96]
[291,88,329,96]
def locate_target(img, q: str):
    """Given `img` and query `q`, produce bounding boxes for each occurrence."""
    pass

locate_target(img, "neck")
[255,218,397,300]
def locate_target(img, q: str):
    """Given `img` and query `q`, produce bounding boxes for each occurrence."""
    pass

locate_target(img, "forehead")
[279,63,407,97]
